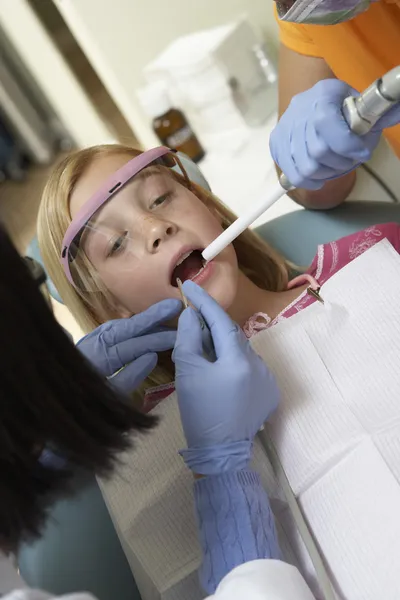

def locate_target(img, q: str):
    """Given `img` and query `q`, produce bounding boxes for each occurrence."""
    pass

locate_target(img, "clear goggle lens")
[64,152,189,293]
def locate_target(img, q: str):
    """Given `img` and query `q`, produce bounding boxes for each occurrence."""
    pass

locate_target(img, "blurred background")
[1,0,399,337]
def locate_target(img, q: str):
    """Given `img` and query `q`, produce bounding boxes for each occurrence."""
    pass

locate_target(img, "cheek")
[175,199,223,240]
[197,210,224,239]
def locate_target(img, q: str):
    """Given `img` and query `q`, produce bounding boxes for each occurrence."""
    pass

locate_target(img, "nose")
[143,216,177,253]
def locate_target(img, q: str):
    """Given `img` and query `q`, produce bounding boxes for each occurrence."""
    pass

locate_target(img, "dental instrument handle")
[342,65,400,135]
[177,277,217,362]
[202,177,293,262]
[202,66,400,263]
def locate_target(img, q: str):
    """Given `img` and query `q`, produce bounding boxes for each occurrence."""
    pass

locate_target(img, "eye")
[151,192,171,209]
[108,232,127,257]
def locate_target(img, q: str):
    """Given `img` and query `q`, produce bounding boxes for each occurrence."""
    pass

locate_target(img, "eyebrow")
[89,165,166,230]
[133,165,165,186]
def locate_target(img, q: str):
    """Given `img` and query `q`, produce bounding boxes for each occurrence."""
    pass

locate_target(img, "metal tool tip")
[176,278,189,308]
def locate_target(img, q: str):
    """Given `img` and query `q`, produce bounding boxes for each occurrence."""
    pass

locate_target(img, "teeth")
[176,250,193,266]
[191,264,206,280]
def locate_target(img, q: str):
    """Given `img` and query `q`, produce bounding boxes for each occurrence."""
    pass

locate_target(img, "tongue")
[172,252,203,285]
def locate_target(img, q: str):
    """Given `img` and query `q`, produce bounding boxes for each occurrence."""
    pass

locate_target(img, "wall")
[53,0,279,147]
[0,0,113,148]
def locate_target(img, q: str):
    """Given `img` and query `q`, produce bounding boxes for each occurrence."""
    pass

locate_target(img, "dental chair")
[22,154,400,600]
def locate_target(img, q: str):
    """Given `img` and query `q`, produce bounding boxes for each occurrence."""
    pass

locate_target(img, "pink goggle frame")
[60,146,189,287]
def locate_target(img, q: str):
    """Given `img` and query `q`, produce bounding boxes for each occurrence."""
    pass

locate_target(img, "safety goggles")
[60,147,190,290]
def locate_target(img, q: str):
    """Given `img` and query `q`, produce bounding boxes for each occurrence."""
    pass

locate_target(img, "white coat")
[1,558,315,600]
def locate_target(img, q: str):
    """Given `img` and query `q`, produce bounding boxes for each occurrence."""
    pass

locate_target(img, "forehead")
[69,153,135,218]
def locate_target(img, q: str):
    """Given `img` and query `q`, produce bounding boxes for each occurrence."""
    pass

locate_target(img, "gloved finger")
[291,120,341,181]
[172,307,203,363]
[151,325,177,334]
[103,298,182,346]
[109,353,158,394]
[182,281,239,357]
[314,103,372,161]
[305,120,357,173]
[112,329,177,366]
[372,104,400,131]
[270,127,323,190]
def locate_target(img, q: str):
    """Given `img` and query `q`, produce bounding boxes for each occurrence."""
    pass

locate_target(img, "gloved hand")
[78,298,181,394]
[270,78,400,191]
[173,281,280,475]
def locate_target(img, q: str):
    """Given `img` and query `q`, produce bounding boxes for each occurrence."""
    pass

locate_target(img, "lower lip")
[190,260,214,285]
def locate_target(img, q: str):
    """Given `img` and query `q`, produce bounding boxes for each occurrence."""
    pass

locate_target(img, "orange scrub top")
[275,0,400,157]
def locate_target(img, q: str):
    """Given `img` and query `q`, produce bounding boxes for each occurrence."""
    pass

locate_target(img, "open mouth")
[171,249,206,287]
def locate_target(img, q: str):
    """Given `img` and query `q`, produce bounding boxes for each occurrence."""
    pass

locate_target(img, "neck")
[227,270,303,327]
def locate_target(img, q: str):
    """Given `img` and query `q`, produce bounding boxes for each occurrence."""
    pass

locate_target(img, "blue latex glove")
[270,78,400,191]
[78,298,181,394]
[172,281,280,475]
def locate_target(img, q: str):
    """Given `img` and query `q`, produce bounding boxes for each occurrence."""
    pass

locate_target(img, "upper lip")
[169,246,201,285]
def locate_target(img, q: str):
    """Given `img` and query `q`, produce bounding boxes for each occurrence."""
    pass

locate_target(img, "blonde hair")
[38,144,291,400]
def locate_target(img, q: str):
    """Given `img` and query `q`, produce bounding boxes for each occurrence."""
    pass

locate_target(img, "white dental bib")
[98,239,400,600]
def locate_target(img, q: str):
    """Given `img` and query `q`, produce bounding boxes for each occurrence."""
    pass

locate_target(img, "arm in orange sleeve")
[273,5,357,209]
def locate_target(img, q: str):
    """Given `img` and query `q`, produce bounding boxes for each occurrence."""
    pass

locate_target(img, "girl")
[38,144,400,600]
[38,144,294,403]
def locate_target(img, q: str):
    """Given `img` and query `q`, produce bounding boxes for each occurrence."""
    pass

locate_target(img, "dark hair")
[0,226,156,551]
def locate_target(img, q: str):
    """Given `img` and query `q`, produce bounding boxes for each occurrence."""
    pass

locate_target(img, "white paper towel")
[253,238,400,600]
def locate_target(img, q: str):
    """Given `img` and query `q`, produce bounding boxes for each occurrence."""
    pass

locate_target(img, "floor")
[0,161,55,253]
[0,157,84,341]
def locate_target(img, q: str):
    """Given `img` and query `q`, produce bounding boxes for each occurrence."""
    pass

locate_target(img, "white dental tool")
[202,66,400,263]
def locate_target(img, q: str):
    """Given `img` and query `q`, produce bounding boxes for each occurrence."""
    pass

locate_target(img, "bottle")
[138,82,205,163]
